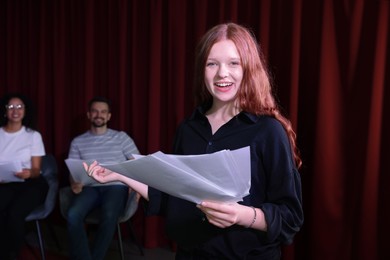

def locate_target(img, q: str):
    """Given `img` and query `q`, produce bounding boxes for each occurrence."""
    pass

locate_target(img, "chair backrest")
[26,154,59,221]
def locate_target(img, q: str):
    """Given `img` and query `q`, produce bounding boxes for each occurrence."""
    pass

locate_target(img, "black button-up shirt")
[147,106,303,259]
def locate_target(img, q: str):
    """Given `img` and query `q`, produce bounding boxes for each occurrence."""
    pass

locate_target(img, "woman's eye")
[206,62,216,67]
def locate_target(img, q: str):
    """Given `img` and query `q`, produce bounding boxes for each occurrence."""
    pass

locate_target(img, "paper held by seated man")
[100,146,251,204]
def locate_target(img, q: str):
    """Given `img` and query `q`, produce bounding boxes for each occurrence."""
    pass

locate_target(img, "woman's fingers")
[83,161,99,176]
[197,201,239,228]
[82,162,89,172]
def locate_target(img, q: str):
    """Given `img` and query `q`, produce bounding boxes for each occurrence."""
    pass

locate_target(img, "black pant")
[0,176,48,259]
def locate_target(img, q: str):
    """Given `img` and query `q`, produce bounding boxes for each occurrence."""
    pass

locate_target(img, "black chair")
[25,154,59,260]
[59,186,144,259]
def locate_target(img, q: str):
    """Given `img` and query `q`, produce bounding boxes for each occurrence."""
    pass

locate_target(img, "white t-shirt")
[0,126,45,169]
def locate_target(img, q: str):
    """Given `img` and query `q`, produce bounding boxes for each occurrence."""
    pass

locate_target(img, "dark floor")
[23,221,176,260]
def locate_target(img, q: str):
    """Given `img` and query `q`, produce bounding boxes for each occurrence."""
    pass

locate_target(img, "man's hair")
[88,96,112,112]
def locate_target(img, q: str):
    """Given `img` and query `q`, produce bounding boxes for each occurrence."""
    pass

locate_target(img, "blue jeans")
[66,185,128,260]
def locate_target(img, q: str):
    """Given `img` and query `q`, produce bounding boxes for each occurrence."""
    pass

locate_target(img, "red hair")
[194,23,302,168]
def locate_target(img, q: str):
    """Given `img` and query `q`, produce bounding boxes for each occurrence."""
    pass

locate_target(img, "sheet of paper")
[101,146,251,204]
[0,161,24,182]
[65,158,125,186]
[65,159,98,186]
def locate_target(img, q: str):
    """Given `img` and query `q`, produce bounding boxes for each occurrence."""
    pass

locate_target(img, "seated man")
[66,96,140,260]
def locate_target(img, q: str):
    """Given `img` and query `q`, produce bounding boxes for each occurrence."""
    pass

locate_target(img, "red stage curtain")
[1,1,389,259]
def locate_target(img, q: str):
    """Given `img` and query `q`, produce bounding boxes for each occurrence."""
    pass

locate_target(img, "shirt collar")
[190,105,261,124]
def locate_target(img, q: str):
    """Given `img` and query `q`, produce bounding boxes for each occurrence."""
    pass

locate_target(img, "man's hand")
[71,182,83,194]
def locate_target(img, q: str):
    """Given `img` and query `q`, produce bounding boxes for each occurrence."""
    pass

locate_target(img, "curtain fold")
[1,0,389,259]
[311,1,345,257]
[357,3,388,259]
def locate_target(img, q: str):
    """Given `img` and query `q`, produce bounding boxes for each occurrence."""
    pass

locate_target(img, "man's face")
[87,101,111,128]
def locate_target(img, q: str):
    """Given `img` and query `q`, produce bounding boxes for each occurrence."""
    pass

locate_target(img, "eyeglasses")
[5,104,25,110]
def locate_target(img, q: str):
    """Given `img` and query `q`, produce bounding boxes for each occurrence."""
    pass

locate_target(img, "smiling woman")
[204,39,244,133]
[86,23,303,260]
[1,1,389,259]
[0,93,48,260]
[4,99,26,130]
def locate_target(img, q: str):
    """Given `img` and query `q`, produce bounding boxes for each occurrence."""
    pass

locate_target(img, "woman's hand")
[197,201,267,230]
[14,169,31,179]
[83,161,121,183]
[197,201,243,228]
[84,161,149,201]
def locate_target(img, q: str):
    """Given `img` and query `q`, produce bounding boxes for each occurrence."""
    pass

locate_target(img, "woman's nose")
[217,64,229,78]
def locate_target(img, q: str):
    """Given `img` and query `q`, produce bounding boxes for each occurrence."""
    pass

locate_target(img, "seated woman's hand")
[83,161,121,183]
[14,169,31,179]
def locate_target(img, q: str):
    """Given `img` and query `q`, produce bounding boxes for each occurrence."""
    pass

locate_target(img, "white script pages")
[0,161,24,182]
[101,146,251,204]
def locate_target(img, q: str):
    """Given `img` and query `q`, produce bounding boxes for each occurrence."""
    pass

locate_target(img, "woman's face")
[204,39,243,105]
[5,97,25,124]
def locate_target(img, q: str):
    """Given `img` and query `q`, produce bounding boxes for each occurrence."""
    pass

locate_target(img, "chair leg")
[35,220,46,260]
[46,221,62,251]
[127,220,144,256]
[117,223,125,260]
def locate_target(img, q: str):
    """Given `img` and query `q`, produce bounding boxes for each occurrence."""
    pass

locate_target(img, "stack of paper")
[102,146,251,204]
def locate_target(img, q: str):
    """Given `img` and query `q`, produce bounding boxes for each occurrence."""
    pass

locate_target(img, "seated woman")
[0,93,48,260]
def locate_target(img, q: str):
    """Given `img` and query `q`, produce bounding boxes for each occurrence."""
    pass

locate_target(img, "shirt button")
[202,217,206,222]
[208,141,212,145]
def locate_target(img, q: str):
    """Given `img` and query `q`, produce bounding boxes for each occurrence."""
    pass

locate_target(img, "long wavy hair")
[0,93,37,131]
[194,23,302,168]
